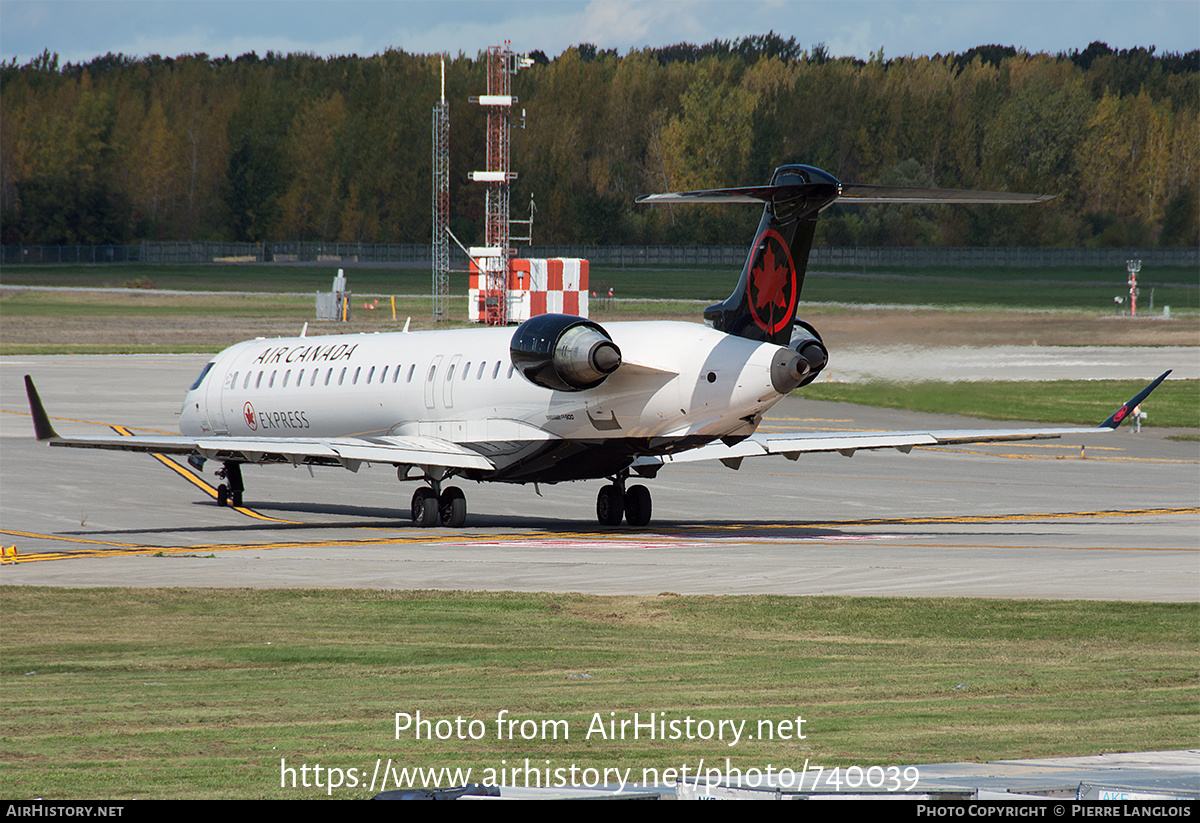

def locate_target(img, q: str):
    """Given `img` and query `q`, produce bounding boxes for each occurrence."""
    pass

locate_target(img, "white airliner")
[25,165,1170,528]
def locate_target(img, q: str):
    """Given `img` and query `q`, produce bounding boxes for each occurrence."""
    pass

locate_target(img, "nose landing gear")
[215,462,244,508]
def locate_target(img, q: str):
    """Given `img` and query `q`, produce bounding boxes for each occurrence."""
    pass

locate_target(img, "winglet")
[1099,370,1172,429]
[24,375,60,441]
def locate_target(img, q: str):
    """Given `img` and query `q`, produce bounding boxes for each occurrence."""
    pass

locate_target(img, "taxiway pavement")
[2,355,1196,600]
[829,344,1196,382]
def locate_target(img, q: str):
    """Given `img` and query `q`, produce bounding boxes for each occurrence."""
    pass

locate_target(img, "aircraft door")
[206,364,229,434]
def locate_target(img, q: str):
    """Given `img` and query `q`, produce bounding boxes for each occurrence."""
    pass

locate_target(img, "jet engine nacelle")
[510,314,622,392]
[790,320,828,388]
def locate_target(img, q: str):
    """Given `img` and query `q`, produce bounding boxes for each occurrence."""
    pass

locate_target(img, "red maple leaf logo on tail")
[747,229,796,336]
[752,243,791,312]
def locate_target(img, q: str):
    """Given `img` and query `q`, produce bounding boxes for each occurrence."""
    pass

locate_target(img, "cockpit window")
[189,363,214,392]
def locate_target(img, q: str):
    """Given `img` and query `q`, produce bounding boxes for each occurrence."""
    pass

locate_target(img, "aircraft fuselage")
[179,321,794,483]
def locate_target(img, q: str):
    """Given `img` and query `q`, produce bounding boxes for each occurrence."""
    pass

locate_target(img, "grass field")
[0,288,467,354]
[799,379,1200,429]
[3,265,1198,355]
[3,262,1198,310]
[1,588,1195,799]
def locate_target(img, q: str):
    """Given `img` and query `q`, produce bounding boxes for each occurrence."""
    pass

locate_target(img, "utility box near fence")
[315,268,351,321]
[469,258,589,323]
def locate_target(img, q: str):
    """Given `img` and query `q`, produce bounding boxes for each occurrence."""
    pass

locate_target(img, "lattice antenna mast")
[431,58,451,322]
[469,42,530,326]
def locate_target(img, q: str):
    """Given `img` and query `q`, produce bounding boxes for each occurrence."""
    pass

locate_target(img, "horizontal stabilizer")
[636,186,804,205]
[838,184,1054,205]
[638,183,1054,207]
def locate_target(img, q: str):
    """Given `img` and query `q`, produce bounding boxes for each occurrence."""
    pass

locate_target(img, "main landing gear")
[404,470,653,529]
[597,473,652,528]
[411,482,467,528]
[215,461,244,508]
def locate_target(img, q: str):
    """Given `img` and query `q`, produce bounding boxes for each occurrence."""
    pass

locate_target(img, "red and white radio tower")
[469,42,531,325]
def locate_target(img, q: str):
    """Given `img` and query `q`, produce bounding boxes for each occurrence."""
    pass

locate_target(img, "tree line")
[1,38,1196,249]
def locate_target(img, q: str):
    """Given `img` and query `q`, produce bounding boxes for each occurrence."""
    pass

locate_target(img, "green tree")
[278,93,346,241]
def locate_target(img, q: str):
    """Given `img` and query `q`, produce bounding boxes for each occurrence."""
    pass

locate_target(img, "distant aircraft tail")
[638,165,1052,354]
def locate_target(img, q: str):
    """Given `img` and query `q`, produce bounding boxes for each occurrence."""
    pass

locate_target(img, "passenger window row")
[229,361,516,391]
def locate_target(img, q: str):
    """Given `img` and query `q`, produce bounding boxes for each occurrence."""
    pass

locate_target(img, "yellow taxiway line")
[2,507,1195,564]
[108,425,302,524]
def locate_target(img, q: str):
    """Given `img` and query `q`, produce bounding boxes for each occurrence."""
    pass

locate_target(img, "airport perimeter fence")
[2,242,1197,269]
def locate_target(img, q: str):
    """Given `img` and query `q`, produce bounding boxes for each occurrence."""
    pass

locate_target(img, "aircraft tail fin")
[640,165,838,346]
[638,165,1052,347]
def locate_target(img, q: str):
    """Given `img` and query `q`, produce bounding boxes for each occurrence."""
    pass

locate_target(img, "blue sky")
[2,0,1197,65]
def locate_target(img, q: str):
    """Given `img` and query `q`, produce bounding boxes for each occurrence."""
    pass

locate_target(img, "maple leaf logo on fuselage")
[746,228,796,337]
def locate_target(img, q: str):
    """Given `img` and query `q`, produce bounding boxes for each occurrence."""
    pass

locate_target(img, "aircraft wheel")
[217,483,229,507]
[439,487,467,528]
[221,462,244,509]
[625,484,652,527]
[411,488,439,527]
[596,484,624,527]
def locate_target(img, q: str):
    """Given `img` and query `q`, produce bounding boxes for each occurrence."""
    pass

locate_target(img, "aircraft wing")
[24,376,495,472]
[638,371,1172,470]
[640,424,1109,470]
